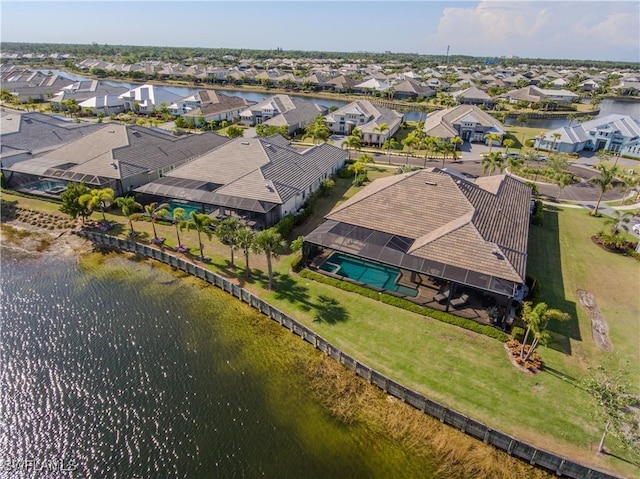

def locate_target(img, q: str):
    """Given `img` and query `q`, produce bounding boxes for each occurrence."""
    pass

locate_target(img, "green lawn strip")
[505,126,549,150]
[256,269,623,470]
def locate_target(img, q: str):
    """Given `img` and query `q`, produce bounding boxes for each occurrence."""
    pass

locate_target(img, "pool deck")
[311,253,496,326]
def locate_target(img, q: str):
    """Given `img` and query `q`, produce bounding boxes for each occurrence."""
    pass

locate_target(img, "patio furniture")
[433,288,450,304]
[450,293,470,309]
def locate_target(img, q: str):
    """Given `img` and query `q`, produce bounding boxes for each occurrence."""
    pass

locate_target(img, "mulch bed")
[576,289,613,352]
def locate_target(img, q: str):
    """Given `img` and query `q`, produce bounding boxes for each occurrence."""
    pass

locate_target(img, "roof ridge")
[408,211,474,253]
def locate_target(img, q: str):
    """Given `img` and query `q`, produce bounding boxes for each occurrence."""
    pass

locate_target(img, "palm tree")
[172,207,187,248]
[502,138,515,155]
[373,122,389,148]
[78,187,114,222]
[382,138,398,164]
[253,228,287,290]
[481,152,505,175]
[401,134,418,164]
[551,132,562,151]
[144,202,170,240]
[449,136,463,161]
[590,164,624,216]
[343,135,362,160]
[519,302,570,362]
[358,153,374,165]
[440,142,455,168]
[420,136,438,167]
[236,227,256,277]
[180,211,212,261]
[603,210,633,235]
[506,155,524,171]
[484,133,502,154]
[115,196,142,236]
[216,217,242,267]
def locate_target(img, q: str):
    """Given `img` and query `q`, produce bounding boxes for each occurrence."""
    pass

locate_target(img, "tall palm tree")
[180,211,212,261]
[253,228,287,290]
[216,217,242,267]
[78,187,114,222]
[551,132,562,151]
[373,122,389,148]
[172,207,187,248]
[502,138,515,155]
[115,196,142,236]
[481,152,505,175]
[421,136,438,167]
[440,142,455,168]
[401,134,418,164]
[590,164,624,216]
[484,133,502,154]
[236,226,256,277]
[343,135,362,160]
[449,136,463,161]
[144,202,170,240]
[382,138,398,165]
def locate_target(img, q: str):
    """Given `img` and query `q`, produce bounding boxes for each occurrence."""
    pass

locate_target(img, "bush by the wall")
[336,166,354,179]
[299,269,509,342]
[275,214,295,237]
[531,199,544,226]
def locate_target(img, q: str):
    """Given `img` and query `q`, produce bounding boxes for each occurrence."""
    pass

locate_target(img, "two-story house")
[324,100,404,145]
[422,105,505,144]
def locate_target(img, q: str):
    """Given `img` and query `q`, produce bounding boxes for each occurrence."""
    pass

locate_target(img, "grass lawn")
[505,126,549,150]
[2,184,639,477]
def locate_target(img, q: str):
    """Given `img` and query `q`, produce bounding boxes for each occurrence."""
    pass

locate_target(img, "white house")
[118,84,182,114]
[324,100,404,145]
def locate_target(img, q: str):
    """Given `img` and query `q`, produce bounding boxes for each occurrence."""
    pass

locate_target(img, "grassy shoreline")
[1,188,638,478]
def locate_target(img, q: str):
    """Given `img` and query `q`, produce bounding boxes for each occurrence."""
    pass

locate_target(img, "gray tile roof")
[423,105,505,139]
[0,112,105,159]
[5,123,229,184]
[137,135,346,206]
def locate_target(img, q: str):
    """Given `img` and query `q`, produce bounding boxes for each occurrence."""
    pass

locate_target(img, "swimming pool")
[166,200,202,219]
[319,253,418,297]
[25,180,68,195]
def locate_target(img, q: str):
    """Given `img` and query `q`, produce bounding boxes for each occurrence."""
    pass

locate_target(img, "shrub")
[511,326,525,342]
[299,270,508,341]
[336,166,354,179]
[275,214,295,237]
[531,199,544,226]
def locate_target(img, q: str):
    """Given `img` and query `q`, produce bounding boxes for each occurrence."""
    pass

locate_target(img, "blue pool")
[319,253,418,297]
[26,180,68,195]
[166,200,202,219]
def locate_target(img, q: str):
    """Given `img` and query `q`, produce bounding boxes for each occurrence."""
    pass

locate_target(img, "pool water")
[320,253,418,297]
[166,200,202,219]
[27,180,68,193]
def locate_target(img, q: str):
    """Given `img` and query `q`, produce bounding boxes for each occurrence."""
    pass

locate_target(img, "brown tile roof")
[322,168,531,285]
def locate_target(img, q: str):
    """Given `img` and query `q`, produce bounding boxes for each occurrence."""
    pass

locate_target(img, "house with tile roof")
[134,135,347,228]
[168,90,254,124]
[500,86,578,107]
[452,87,495,109]
[50,80,129,114]
[0,69,74,103]
[0,111,104,167]
[303,168,531,320]
[392,78,435,100]
[2,124,229,196]
[118,84,182,114]
[239,95,327,135]
[324,100,404,145]
[422,105,505,144]
[534,114,640,158]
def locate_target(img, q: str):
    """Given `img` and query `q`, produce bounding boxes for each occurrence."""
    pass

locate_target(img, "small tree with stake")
[583,358,640,460]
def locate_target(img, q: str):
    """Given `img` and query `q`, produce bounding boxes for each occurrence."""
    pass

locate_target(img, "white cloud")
[426,1,639,61]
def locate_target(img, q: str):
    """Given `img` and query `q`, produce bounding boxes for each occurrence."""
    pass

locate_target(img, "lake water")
[40,69,640,129]
[0,249,441,478]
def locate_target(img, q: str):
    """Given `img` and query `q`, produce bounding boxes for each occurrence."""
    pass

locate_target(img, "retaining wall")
[78,231,624,479]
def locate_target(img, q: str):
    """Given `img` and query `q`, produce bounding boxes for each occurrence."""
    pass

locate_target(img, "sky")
[1,1,639,62]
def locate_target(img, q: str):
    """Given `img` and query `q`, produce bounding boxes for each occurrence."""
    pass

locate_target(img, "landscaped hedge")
[299,269,509,342]
[531,199,544,226]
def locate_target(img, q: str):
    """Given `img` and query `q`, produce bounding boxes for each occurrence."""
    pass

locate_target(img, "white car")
[632,223,640,235]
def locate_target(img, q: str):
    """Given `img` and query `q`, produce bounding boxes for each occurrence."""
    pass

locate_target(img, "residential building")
[304,168,531,320]
[324,100,404,145]
[168,90,254,124]
[2,124,229,196]
[422,105,505,144]
[0,111,104,167]
[50,80,129,114]
[135,135,347,228]
[239,95,327,135]
[452,87,496,109]
[392,78,435,100]
[118,84,182,114]
[534,114,640,158]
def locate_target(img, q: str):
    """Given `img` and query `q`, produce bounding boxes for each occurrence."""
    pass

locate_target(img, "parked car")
[632,223,640,235]
[535,155,548,162]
